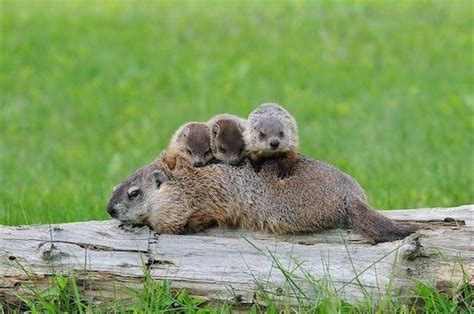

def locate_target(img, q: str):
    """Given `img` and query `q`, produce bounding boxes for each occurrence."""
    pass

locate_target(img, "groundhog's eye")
[259,131,266,139]
[128,187,141,199]
[186,148,192,155]
[219,145,227,153]
[279,131,284,137]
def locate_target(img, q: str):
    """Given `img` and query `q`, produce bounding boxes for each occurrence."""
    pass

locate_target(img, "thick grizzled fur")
[207,114,247,166]
[107,153,415,243]
[163,122,213,169]
[244,103,299,178]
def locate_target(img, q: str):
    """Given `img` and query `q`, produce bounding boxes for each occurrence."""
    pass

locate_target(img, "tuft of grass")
[3,273,91,313]
[3,247,472,313]
[241,236,473,313]
[1,0,473,225]
[2,262,228,313]
[129,266,211,313]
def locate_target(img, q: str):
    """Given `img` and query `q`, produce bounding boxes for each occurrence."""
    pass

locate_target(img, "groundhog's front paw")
[118,223,145,233]
[207,158,221,165]
[250,161,263,173]
[278,168,294,179]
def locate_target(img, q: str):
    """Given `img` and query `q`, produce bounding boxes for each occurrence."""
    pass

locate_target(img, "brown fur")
[244,103,299,178]
[164,122,213,170]
[107,153,416,244]
[208,114,247,166]
[248,150,300,178]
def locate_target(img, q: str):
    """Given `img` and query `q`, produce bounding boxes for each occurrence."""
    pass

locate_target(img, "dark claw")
[250,159,263,173]
[278,164,294,179]
[278,169,293,179]
[119,223,145,233]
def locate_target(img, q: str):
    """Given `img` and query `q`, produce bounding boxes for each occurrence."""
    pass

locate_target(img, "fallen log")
[0,205,473,308]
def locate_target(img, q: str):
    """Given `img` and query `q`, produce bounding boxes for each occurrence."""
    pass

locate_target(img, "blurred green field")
[1,0,472,225]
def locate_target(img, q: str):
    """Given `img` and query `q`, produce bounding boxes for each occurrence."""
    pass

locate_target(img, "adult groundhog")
[107,153,415,243]
[244,103,299,178]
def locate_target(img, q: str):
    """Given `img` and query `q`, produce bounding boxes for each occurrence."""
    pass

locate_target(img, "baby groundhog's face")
[178,124,213,167]
[106,165,168,225]
[210,119,246,166]
[250,117,290,153]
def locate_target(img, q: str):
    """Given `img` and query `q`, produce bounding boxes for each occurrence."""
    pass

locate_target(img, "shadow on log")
[0,205,473,308]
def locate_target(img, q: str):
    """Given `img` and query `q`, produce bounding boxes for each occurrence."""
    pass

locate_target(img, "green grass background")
[1,0,473,226]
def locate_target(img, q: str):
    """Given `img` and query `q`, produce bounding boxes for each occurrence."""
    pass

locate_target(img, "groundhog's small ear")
[211,123,220,136]
[152,170,168,188]
[181,127,190,137]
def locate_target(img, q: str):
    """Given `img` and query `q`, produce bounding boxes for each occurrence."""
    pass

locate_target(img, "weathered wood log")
[0,205,473,308]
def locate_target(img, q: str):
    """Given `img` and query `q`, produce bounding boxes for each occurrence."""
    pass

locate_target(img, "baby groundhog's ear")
[237,121,246,132]
[211,123,220,137]
[181,126,190,137]
[152,170,168,188]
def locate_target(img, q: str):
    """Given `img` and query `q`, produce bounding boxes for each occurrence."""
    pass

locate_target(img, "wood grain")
[1,205,472,307]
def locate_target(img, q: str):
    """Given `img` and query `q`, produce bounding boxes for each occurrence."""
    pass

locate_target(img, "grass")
[3,276,471,313]
[0,0,472,225]
[0,1,472,312]
[2,241,472,313]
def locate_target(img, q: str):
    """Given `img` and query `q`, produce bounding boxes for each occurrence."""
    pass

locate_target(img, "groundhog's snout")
[269,138,280,150]
[107,202,118,218]
[229,155,241,166]
[193,159,205,167]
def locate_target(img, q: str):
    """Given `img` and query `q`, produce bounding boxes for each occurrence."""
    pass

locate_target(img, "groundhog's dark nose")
[107,203,118,218]
[193,160,204,167]
[269,139,280,150]
[229,156,240,166]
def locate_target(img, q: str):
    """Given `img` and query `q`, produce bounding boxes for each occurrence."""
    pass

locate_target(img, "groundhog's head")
[106,161,171,226]
[173,122,213,167]
[210,119,246,166]
[245,116,297,154]
[244,103,299,155]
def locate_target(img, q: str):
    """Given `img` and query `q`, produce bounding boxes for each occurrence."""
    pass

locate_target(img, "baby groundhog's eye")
[259,131,266,139]
[186,148,192,155]
[219,145,227,153]
[128,187,141,199]
[279,131,284,137]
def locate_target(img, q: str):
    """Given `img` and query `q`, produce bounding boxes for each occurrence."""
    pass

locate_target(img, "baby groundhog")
[207,114,247,166]
[163,122,214,170]
[244,103,299,178]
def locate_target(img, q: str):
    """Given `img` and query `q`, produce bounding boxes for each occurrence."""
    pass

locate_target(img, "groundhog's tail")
[346,198,416,243]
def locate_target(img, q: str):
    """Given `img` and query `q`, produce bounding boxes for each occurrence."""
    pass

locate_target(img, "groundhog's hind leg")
[346,199,417,244]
